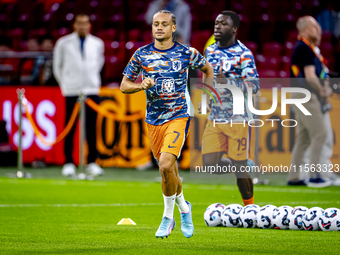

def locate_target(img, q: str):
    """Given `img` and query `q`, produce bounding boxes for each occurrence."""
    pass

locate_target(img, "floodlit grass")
[0,167,339,254]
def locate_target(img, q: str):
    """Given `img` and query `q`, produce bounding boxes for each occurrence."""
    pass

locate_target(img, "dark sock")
[236,176,253,200]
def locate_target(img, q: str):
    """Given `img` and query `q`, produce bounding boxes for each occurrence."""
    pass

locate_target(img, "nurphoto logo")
[198,82,312,118]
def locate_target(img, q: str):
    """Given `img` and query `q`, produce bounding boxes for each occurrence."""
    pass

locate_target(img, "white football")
[272,205,293,229]
[319,207,340,231]
[204,203,226,227]
[240,204,260,228]
[289,206,308,230]
[221,204,243,227]
[257,205,277,229]
[302,207,324,231]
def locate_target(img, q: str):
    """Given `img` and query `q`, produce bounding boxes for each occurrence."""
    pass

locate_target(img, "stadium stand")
[0,0,337,84]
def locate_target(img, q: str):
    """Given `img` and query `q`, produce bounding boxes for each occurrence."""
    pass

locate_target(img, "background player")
[120,10,214,238]
[202,11,259,206]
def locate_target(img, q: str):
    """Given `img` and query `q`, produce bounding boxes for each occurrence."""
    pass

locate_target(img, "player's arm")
[201,61,214,86]
[121,49,155,94]
[198,62,214,113]
[240,51,260,94]
[201,48,214,87]
[190,47,214,113]
[120,76,154,94]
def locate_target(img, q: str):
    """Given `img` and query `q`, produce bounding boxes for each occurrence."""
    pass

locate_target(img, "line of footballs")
[204,203,340,231]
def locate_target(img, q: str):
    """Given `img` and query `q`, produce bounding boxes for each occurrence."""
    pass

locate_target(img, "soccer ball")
[289,206,308,230]
[318,208,340,231]
[302,207,324,231]
[240,204,260,228]
[257,205,277,229]
[272,205,293,229]
[204,203,226,227]
[221,204,243,227]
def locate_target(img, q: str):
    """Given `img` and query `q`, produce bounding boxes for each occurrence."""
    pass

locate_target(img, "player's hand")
[216,66,227,84]
[141,78,155,90]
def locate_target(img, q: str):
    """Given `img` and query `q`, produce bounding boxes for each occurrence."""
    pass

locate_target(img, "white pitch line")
[254,187,340,195]
[1,201,339,208]
[194,185,340,194]
[255,201,340,205]
[1,178,340,194]
[0,203,163,208]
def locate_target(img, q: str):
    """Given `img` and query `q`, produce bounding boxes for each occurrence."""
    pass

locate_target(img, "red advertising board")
[0,86,152,167]
[0,86,78,165]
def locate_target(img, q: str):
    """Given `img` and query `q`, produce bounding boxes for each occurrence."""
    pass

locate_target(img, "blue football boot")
[155,216,175,239]
[180,201,194,238]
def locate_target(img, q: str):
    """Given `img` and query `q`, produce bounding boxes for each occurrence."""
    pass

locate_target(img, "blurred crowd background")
[1,0,340,87]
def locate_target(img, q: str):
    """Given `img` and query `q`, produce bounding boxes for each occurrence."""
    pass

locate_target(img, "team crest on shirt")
[222,59,231,72]
[156,77,175,95]
[172,60,182,71]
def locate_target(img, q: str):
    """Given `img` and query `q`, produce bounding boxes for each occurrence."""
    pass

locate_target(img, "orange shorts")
[147,117,190,163]
[202,120,249,161]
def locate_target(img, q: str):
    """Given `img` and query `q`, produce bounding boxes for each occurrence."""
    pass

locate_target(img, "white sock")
[163,194,176,219]
[175,192,189,213]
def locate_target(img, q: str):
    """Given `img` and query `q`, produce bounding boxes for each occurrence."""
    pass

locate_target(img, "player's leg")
[232,159,254,205]
[172,161,193,237]
[172,162,190,213]
[159,152,178,196]
[158,152,179,228]
[202,120,232,174]
[148,120,178,238]
[228,125,254,206]
[173,163,182,195]
[203,152,234,174]
[158,117,193,238]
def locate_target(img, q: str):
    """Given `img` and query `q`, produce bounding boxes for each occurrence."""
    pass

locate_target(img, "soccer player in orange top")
[120,10,214,238]
[203,11,259,206]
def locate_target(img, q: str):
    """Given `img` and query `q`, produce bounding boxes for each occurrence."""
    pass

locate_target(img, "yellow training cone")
[117,218,136,225]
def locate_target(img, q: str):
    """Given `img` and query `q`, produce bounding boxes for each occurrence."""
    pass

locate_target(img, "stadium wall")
[0,87,339,168]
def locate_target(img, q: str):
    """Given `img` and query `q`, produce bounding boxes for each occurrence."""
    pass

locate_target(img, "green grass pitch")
[0,167,339,254]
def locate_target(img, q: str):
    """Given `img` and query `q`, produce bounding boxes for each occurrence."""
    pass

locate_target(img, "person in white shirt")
[53,14,105,177]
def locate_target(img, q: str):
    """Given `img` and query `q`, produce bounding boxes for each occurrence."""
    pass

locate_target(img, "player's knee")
[232,160,249,178]
[203,153,218,166]
[235,171,251,179]
[159,161,173,176]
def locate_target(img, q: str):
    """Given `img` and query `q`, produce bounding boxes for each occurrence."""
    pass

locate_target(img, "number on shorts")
[172,131,180,144]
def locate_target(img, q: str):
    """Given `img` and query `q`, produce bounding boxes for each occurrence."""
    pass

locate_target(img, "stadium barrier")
[0,86,152,167]
[23,95,80,147]
[21,91,148,171]
[1,87,339,170]
[85,98,143,121]
[16,89,24,172]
